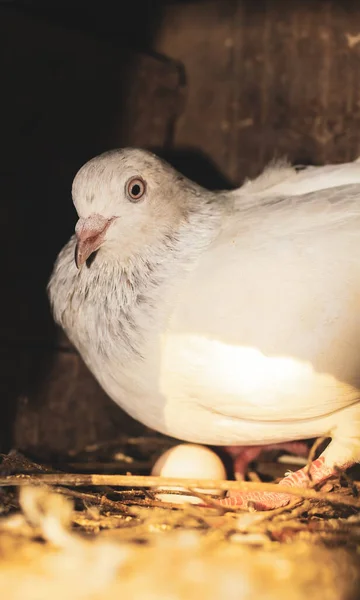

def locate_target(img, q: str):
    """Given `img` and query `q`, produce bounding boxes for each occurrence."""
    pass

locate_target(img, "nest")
[0,438,359,600]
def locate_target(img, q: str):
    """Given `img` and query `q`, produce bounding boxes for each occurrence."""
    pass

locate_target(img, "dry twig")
[0,473,359,508]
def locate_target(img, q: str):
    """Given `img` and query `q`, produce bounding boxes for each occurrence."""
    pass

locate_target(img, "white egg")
[151,443,227,504]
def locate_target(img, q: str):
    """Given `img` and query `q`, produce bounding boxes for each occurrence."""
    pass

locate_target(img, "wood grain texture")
[156,0,360,184]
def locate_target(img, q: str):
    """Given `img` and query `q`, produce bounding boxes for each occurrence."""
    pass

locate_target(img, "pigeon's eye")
[126,177,146,202]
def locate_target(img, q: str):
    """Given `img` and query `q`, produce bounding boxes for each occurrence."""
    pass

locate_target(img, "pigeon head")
[72,148,202,268]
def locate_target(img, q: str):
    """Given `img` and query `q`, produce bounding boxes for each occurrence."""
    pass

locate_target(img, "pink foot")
[221,489,292,510]
[220,456,335,510]
[225,441,310,480]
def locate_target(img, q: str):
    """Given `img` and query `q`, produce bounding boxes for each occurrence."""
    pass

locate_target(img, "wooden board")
[156,0,360,184]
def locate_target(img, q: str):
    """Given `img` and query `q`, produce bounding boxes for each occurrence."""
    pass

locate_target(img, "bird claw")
[219,490,292,511]
[218,456,338,510]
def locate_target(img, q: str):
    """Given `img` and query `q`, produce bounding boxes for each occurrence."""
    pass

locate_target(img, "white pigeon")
[48,149,360,509]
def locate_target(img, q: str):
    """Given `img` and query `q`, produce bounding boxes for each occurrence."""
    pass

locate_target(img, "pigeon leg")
[220,436,357,510]
[225,441,310,480]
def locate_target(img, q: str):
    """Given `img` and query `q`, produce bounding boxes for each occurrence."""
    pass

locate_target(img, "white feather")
[48,151,360,469]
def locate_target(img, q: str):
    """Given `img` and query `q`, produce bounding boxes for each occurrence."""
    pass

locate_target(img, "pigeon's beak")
[75,214,114,268]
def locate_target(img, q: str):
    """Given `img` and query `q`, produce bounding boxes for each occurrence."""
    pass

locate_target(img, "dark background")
[1,0,360,458]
